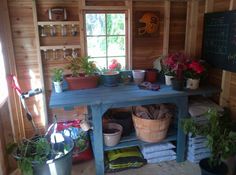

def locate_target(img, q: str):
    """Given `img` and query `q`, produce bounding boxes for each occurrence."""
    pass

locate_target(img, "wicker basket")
[132,114,171,143]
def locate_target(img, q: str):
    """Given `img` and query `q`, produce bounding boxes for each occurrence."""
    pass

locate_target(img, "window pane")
[107,14,125,35]
[107,36,125,56]
[108,57,126,70]
[87,37,106,57]
[86,14,105,35]
[89,57,107,70]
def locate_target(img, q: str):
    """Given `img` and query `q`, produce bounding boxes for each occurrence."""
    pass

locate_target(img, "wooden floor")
[71,160,201,175]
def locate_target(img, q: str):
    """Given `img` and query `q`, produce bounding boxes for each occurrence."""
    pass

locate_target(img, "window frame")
[0,39,8,107]
[84,10,130,70]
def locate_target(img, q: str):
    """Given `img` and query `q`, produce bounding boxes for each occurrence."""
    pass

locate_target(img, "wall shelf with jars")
[32,0,83,122]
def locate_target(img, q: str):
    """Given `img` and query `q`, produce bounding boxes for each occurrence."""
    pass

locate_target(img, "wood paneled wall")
[193,0,236,120]
[6,0,236,139]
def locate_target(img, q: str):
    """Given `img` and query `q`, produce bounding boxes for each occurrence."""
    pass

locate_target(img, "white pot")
[132,70,145,84]
[186,78,200,90]
[103,123,123,147]
[54,81,63,93]
[165,75,174,86]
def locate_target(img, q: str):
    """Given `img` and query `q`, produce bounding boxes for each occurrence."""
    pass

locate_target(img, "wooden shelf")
[40,45,81,50]
[38,21,80,26]
[89,127,177,152]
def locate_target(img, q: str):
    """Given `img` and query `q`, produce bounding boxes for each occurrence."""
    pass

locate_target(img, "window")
[0,41,8,104]
[85,13,127,70]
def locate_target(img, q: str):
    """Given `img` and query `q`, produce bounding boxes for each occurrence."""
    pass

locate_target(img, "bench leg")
[91,105,105,175]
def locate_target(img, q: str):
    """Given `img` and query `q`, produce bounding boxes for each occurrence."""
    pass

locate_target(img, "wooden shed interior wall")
[1,0,236,173]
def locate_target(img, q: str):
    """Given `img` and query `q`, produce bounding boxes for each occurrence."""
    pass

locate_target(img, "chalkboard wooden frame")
[202,10,236,72]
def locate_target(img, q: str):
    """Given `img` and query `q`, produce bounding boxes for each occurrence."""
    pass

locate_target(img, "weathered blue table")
[49,84,219,175]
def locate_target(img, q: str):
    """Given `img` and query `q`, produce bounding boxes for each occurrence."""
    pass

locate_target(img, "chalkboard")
[202,11,236,72]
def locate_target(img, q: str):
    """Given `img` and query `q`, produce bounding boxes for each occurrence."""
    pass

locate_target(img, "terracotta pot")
[64,74,99,90]
[145,69,158,83]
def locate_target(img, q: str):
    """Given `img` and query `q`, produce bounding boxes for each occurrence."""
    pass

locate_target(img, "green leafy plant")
[52,68,64,82]
[8,136,72,175]
[182,108,236,168]
[9,137,51,175]
[65,56,98,77]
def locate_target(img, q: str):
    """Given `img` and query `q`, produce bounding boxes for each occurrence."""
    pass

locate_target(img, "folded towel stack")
[141,142,176,164]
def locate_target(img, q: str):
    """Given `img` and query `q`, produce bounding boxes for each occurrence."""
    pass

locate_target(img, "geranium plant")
[184,60,205,79]
[108,59,122,71]
[162,52,188,79]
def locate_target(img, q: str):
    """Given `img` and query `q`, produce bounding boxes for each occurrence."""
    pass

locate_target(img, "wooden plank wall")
[193,0,236,120]
[0,102,17,175]
[6,0,189,137]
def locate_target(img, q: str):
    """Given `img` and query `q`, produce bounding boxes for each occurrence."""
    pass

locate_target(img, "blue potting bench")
[49,84,219,175]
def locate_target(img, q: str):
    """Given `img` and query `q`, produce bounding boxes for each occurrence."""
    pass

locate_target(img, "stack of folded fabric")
[187,134,211,163]
[141,142,176,164]
[186,97,223,163]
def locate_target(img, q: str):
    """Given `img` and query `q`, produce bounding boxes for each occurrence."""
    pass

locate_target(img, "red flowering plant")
[108,59,122,72]
[162,52,189,79]
[184,60,206,80]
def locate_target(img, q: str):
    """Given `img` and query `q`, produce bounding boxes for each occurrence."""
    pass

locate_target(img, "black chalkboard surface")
[202,11,236,72]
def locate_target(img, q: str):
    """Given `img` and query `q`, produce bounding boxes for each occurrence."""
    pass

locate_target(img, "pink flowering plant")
[108,59,122,71]
[162,52,189,79]
[184,60,206,79]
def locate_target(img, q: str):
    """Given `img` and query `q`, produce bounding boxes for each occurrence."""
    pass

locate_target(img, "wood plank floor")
[71,160,201,175]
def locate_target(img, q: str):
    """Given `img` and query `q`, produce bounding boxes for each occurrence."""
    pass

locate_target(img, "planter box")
[65,74,99,90]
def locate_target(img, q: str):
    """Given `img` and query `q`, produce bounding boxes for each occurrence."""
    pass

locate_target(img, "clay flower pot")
[64,74,99,90]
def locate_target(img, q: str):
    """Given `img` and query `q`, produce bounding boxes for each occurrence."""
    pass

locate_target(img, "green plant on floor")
[52,68,64,82]
[66,56,98,77]
[182,108,236,168]
[7,136,71,175]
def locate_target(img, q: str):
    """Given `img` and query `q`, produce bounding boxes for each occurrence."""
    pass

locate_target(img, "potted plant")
[64,56,99,90]
[52,68,64,93]
[163,52,188,90]
[162,58,176,86]
[101,59,121,87]
[182,108,236,175]
[8,133,74,175]
[184,60,206,90]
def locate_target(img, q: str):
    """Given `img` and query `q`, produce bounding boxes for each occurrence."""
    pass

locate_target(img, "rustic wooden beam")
[205,0,214,12]
[0,0,25,141]
[126,0,133,69]
[185,0,199,57]
[32,0,48,128]
[163,0,170,56]
[79,0,86,56]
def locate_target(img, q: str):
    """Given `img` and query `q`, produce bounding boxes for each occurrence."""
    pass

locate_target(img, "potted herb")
[184,60,206,90]
[52,68,64,93]
[101,59,121,87]
[9,134,74,175]
[182,108,236,175]
[64,56,99,90]
[163,52,188,90]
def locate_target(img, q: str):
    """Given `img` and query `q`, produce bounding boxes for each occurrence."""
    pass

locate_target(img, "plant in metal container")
[8,133,74,175]
[64,56,99,90]
[182,108,236,175]
[52,68,64,93]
